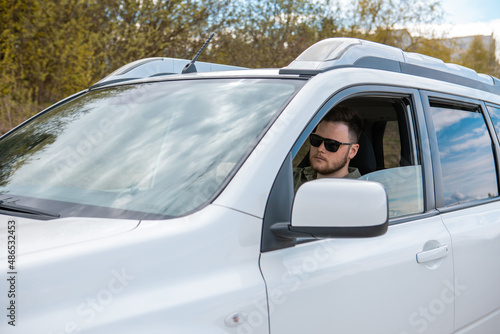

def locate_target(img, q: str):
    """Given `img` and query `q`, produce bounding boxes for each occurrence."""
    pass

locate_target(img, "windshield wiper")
[0,200,60,219]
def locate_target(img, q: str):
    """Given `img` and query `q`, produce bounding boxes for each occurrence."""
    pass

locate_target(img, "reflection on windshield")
[0,79,303,218]
[431,106,498,206]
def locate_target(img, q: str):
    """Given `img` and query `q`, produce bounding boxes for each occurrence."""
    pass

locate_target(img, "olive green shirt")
[293,166,361,193]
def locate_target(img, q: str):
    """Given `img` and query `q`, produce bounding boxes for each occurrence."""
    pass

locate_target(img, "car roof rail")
[280,37,500,95]
[91,57,247,88]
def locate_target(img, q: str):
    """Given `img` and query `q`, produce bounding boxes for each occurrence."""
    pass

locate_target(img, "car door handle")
[416,245,449,263]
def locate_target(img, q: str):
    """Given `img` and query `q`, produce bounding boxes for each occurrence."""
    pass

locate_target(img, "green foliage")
[458,36,500,77]
[0,0,227,132]
[404,36,455,63]
[1,0,499,134]
[209,0,340,68]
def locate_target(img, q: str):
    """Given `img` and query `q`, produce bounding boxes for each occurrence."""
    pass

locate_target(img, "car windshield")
[0,78,303,219]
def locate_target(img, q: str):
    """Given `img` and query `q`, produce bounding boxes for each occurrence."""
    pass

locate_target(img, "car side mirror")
[272,178,388,239]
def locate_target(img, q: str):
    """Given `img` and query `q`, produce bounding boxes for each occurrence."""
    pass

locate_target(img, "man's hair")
[320,106,363,143]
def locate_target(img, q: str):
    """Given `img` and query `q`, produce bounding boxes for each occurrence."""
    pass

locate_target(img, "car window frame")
[485,102,500,143]
[421,90,500,212]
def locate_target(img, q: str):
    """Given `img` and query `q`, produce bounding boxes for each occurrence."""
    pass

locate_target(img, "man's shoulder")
[293,166,316,193]
[294,166,316,180]
[345,167,361,179]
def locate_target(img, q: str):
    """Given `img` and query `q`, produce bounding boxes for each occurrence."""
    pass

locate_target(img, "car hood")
[0,215,139,255]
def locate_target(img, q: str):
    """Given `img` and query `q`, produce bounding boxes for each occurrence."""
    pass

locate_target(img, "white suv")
[1,38,500,334]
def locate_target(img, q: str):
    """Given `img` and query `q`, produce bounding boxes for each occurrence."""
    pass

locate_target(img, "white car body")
[1,38,500,333]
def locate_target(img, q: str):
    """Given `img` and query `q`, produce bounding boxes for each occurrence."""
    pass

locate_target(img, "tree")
[208,0,339,68]
[0,0,232,133]
[0,0,454,134]
[0,0,43,131]
[208,0,447,68]
[459,35,500,77]
[101,0,232,70]
[404,35,455,63]
[338,0,443,47]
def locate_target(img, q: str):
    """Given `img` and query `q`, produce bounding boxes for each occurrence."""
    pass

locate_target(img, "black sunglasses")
[309,133,354,152]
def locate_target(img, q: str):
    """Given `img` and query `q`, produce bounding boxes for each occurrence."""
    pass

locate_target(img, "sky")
[438,0,500,38]
[409,0,500,59]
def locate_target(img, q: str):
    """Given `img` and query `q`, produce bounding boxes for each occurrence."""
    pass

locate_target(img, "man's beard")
[310,149,350,176]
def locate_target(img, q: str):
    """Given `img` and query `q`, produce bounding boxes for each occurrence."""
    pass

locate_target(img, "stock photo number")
[6,219,17,326]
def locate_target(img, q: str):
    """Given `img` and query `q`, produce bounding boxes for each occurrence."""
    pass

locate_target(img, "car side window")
[430,103,498,206]
[293,95,424,219]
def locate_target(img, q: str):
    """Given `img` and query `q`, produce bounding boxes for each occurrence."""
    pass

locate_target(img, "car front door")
[259,88,454,334]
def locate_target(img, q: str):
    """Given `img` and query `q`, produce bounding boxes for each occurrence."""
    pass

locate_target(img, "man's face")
[309,121,359,178]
